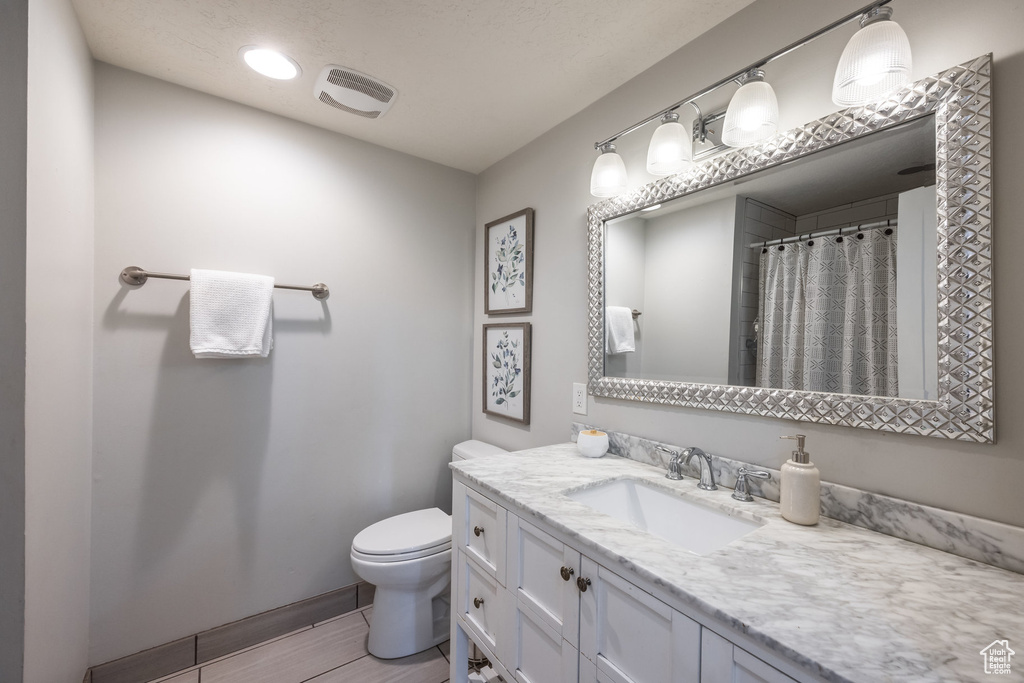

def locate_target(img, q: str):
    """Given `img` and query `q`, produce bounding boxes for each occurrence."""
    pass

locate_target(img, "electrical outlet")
[572,383,587,415]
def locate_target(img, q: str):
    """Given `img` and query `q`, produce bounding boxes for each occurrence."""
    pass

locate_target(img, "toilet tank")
[452,439,507,462]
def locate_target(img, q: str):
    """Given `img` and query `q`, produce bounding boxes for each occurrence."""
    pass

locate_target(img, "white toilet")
[351,439,507,659]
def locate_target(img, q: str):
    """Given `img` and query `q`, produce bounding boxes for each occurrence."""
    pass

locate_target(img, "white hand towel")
[605,306,635,354]
[189,269,275,358]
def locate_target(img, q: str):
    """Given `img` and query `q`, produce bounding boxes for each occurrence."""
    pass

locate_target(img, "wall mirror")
[587,55,993,442]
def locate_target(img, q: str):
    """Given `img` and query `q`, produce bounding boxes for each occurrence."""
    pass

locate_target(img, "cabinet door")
[578,556,700,683]
[453,481,507,584]
[700,628,798,683]
[503,590,580,683]
[507,516,582,648]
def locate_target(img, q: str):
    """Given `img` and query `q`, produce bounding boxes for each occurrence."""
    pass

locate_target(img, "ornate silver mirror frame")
[587,55,993,443]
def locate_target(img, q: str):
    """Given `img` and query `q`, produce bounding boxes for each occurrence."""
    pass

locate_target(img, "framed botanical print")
[482,322,531,424]
[484,208,534,314]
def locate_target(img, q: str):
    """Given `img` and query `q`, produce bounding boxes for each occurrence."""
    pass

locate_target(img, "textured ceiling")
[70,0,756,172]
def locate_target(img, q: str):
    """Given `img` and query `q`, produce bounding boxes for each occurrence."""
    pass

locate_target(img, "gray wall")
[473,0,1024,528]
[603,216,645,378]
[90,65,476,663]
[24,0,96,678]
[0,1,29,679]
[642,198,735,383]
[0,0,95,681]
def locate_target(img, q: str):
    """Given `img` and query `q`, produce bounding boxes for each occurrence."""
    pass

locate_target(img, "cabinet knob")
[473,525,484,537]
[473,597,485,608]
[560,566,575,581]
[576,576,592,592]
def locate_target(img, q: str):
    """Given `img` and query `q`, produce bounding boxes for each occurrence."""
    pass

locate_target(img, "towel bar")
[120,266,330,300]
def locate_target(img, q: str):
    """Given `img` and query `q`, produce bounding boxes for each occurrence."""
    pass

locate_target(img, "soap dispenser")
[779,434,820,525]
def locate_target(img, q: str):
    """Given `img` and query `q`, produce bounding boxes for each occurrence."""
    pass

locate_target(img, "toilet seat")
[351,542,451,563]
[352,508,452,563]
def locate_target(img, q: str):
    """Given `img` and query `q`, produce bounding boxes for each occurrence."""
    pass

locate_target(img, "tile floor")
[145,607,450,683]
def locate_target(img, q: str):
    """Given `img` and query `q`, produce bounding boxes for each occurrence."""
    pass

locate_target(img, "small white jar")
[576,430,609,458]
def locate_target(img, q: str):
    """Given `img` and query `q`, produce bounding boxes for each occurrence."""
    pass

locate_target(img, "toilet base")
[366,575,451,659]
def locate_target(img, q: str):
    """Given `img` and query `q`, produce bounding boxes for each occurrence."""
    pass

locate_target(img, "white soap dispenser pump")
[779,434,820,525]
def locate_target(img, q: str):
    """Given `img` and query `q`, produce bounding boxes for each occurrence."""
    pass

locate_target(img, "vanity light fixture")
[590,143,628,198]
[646,112,693,176]
[589,0,910,198]
[240,46,301,80]
[721,69,779,148]
[832,7,912,106]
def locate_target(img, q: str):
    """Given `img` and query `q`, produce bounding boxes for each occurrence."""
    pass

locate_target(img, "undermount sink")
[565,478,763,556]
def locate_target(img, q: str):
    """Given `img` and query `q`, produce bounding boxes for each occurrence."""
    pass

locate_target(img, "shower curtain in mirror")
[756,227,898,396]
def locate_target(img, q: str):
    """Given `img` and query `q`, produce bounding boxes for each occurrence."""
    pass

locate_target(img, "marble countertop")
[451,443,1024,683]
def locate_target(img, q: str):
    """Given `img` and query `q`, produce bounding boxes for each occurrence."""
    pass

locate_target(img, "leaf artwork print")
[490,221,526,306]
[489,331,522,411]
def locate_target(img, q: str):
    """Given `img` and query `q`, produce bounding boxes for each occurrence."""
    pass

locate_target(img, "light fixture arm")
[593,0,892,150]
[687,101,708,144]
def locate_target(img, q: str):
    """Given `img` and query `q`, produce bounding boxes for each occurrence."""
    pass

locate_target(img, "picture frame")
[484,208,534,314]
[482,322,531,424]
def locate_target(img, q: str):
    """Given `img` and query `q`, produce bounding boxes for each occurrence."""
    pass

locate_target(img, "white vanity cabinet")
[452,480,807,683]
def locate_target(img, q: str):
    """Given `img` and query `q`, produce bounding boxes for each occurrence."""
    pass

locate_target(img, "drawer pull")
[473,597,485,608]
[473,525,485,537]
[576,576,592,592]
[560,566,575,581]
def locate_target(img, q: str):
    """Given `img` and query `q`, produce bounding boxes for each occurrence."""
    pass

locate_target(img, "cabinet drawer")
[454,481,507,582]
[458,551,502,652]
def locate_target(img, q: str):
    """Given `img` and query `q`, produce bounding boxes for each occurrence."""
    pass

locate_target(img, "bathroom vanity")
[449,444,1024,683]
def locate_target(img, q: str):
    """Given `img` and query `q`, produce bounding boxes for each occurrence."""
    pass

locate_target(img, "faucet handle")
[656,446,684,480]
[731,467,771,502]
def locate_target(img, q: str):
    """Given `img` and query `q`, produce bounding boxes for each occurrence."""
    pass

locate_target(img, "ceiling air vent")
[314,65,397,119]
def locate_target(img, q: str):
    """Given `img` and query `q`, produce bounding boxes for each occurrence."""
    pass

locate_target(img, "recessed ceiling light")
[641,204,662,212]
[239,46,301,80]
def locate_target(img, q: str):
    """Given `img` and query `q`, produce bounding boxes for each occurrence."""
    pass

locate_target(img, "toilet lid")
[353,508,452,556]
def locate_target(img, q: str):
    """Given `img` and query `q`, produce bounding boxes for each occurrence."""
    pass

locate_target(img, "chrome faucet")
[656,445,716,489]
[684,447,717,490]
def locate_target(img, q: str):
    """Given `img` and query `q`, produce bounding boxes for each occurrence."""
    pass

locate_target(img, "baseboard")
[88,581,372,683]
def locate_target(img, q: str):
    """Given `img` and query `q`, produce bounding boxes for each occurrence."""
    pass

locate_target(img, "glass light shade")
[240,47,301,80]
[590,145,628,197]
[646,114,693,176]
[832,12,912,106]
[722,73,779,148]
